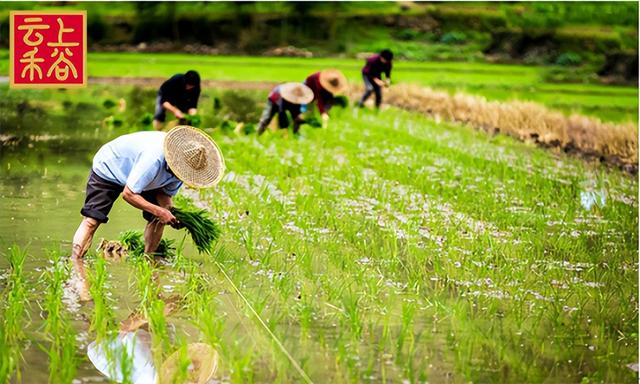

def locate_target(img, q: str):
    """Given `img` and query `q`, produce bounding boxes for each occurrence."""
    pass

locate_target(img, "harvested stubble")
[352,84,638,172]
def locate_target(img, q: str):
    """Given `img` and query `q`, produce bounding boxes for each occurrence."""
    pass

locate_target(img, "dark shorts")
[80,170,161,223]
[153,94,166,122]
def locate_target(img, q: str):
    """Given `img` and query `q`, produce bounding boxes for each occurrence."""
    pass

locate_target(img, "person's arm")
[122,186,176,225]
[162,101,184,119]
[373,78,385,87]
[321,113,329,129]
[188,108,197,115]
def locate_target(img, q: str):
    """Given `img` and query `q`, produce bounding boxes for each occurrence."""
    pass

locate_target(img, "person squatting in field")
[358,49,393,109]
[70,127,224,299]
[302,69,348,128]
[153,70,201,130]
[257,82,315,135]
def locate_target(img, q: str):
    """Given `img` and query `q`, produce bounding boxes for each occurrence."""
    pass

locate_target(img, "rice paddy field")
[0,57,638,383]
[0,50,638,123]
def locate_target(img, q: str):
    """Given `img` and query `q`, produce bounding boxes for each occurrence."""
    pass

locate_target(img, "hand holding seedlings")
[170,202,221,255]
[155,207,178,226]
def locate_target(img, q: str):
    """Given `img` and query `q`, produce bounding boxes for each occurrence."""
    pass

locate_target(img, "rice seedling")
[88,256,117,342]
[0,246,29,383]
[42,251,78,384]
[118,230,176,259]
[0,78,637,382]
[172,194,222,255]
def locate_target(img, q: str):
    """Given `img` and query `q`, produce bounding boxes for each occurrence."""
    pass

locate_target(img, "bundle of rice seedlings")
[172,195,221,255]
[118,230,176,258]
[304,116,322,128]
[179,114,202,128]
[156,238,176,259]
[333,95,349,109]
[119,230,145,258]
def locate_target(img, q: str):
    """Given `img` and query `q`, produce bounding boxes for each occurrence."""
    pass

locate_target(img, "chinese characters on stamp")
[10,11,86,88]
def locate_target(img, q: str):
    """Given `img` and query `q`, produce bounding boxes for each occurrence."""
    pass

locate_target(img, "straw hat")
[280,82,314,104]
[164,126,225,188]
[159,343,219,384]
[319,69,348,95]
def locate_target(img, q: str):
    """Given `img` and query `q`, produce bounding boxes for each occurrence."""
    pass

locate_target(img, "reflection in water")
[87,330,219,384]
[88,329,157,384]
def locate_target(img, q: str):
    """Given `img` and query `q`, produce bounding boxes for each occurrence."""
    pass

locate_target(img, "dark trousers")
[358,75,382,108]
[257,100,302,135]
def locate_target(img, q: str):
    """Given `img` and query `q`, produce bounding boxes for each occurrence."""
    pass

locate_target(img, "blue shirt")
[92,131,182,196]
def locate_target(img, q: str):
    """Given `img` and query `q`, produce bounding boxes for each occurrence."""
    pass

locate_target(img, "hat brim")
[319,69,348,95]
[280,82,314,104]
[164,126,225,189]
[159,343,218,384]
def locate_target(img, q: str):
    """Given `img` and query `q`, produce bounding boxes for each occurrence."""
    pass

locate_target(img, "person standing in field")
[358,49,393,109]
[70,126,224,299]
[257,82,315,136]
[303,69,348,129]
[153,70,201,130]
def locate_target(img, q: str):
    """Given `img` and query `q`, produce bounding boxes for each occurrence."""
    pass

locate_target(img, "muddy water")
[0,138,197,383]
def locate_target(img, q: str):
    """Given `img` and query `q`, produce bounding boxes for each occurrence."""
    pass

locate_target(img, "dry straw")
[354,84,638,172]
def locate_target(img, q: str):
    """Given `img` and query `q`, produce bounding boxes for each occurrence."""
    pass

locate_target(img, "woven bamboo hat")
[159,343,219,384]
[319,69,348,95]
[164,126,225,189]
[280,82,314,104]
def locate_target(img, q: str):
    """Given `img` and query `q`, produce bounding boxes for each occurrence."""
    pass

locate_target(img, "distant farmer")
[358,49,393,109]
[303,69,348,128]
[257,82,314,135]
[153,70,201,130]
[71,126,225,261]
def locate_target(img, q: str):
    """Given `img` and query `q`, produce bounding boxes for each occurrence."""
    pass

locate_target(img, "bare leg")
[72,217,100,259]
[70,256,92,301]
[144,220,165,254]
[69,216,99,302]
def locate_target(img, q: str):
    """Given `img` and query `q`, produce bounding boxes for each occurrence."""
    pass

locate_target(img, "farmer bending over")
[257,83,314,135]
[153,70,201,130]
[70,126,224,299]
[358,49,393,109]
[303,69,348,129]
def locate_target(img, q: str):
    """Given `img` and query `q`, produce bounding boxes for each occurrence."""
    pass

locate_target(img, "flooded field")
[0,84,638,383]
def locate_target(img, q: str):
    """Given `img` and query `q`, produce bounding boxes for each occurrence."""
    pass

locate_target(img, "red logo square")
[10,11,87,88]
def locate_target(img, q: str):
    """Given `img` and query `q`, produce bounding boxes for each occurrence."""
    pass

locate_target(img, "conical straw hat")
[159,343,219,384]
[279,82,314,104]
[164,126,225,189]
[319,69,348,95]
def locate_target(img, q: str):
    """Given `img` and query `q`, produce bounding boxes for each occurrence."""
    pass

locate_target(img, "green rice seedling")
[333,95,349,109]
[180,114,202,128]
[164,339,190,384]
[119,230,176,259]
[43,251,78,384]
[172,195,221,254]
[89,256,117,342]
[148,298,172,370]
[119,230,145,258]
[303,116,322,128]
[0,246,29,383]
[156,238,176,259]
